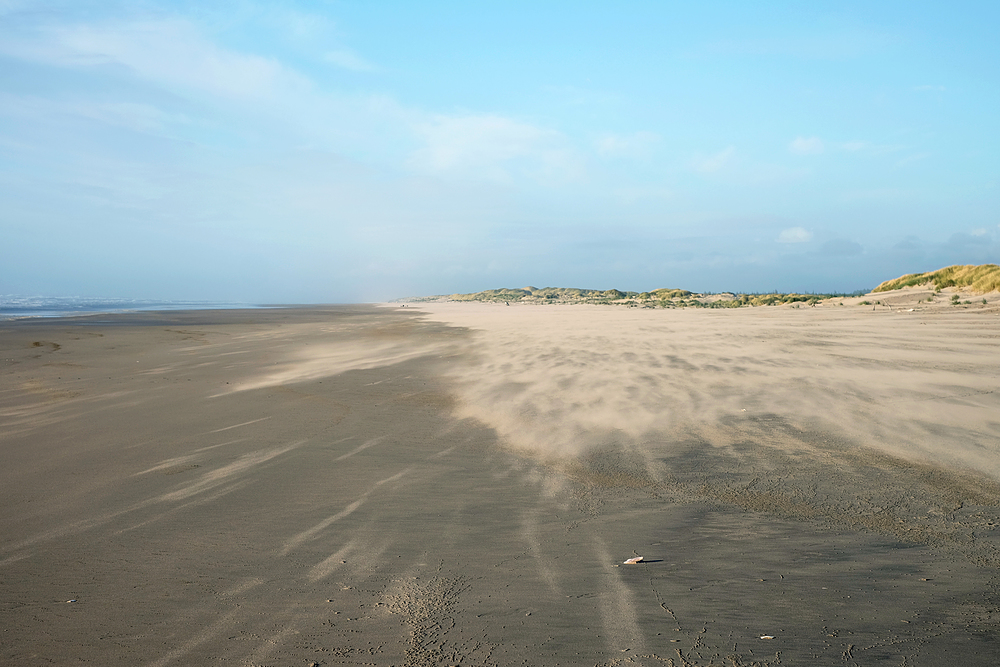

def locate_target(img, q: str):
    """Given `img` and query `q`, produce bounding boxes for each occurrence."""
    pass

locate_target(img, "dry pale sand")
[2,301,1000,666]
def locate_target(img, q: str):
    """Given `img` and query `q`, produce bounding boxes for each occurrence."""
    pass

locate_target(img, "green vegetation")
[407,268,1000,308]
[437,286,858,309]
[644,288,692,300]
[449,286,639,303]
[403,269,996,308]
[728,293,824,307]
[449,288,533,302]
[873,264,1000,294]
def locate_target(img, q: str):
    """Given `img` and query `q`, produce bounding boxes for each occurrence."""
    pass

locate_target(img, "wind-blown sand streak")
[418,302,1000,477]
[2,304,999,666]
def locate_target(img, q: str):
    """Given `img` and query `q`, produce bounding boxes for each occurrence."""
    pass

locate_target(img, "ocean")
[0,295,263,321]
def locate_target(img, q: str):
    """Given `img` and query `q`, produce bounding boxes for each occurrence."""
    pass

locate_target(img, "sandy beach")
[2,301,1000,666]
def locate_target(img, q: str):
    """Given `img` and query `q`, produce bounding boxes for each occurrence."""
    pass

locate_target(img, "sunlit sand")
[2,300,999,665]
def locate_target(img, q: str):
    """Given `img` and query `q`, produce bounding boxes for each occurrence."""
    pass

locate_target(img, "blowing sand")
[2,302,999,666]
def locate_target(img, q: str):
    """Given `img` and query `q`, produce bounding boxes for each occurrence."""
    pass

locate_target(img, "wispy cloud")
[0,3,988,303]
[789,136,824,155]
[409,114,581,183]
[692,146,736,173]
[0,13,592,192]
[70,100,194,134]
[325,48,377,72]
[612,185,673,205]
[777,227,812,243]
[0,19,306,101]
[895,152,931,168]
[595,131,660,158]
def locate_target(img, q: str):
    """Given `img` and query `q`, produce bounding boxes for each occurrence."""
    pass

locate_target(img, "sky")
[1,0,998,302]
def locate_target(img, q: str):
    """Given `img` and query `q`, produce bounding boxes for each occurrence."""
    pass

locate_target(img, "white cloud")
[0,15,426,163]
[325,48,377,72]
[1,16,591,187]
[265,6,336,42]
[972,228,988,236]
[0,93,198,140]
[0,14,594,196]
[777,227,812,243]
[895,152,930,168]
[789,136,824,155]
[612,185,673,205]
[595,131,660,158]
[692,146,736,173]
[409,114,581,183]
[840,140,867,152]
[0,19,306,101]
[77,101,193,133]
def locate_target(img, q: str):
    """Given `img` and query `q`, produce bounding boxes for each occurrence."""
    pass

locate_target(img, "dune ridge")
[874,263,1000,293]
[400,263,1000,307]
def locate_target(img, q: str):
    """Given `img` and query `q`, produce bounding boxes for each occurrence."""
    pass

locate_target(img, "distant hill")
[448,286,655,303]
[397,264,999,308]
[873,264,1000,293]
[402,285,862,308]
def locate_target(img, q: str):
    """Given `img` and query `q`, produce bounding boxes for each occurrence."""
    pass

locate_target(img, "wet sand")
[2,303,1000,666]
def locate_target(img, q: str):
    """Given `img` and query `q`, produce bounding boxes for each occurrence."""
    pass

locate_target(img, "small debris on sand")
[623,556,644,564]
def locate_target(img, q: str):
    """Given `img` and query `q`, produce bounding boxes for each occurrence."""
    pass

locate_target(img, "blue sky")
[1,1,998,302]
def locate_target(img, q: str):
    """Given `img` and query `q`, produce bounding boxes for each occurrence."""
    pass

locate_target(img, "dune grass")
[445,286,856,308]
[449,286,639,302]
[437,266,1000,307]
[873,264,1000,294]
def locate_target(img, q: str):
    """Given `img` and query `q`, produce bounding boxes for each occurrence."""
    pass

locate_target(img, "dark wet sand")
[2,305,1000,666]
